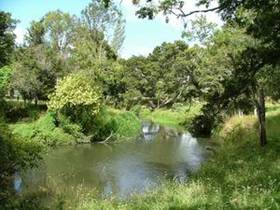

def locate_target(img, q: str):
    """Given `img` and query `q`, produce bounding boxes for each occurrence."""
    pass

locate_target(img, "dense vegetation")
[0,0,280,208]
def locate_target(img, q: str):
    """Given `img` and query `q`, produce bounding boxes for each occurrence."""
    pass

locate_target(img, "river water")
[16,122,208,198]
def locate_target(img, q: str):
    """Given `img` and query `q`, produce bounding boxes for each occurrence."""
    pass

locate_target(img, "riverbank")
[8,102,200,147]
[8,103,141,147]
[4,104,280,209]
[58,104,277,209]
[30,104,280,209]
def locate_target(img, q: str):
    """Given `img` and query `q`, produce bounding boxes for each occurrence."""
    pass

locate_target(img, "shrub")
[57,113,84,139]
[48,73,102,134]
[89,107,141,142]
[48,73,102,115]
[11,113,76,146]
[88,107,118,142]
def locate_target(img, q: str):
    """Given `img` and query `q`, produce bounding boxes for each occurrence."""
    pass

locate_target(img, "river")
[15,122,208,199]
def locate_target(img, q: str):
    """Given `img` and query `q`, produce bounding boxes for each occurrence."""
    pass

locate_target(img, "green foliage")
[26,20,45,46]
[4,101,46,122]
[48,73,102,134]
[0,12,16,68]
[0,66,12,97]
[48,73,101,113]
[182,15,217,44]
[111,18,126,55]
[120,41,200,109]
[88,107,141,142]
[140,103,202,128]
[11,45,57,101]
[113,111,141,138]
[43,10,75,53]
[11,112,76,146]
[0,119,42,201]
[57,113,84,139]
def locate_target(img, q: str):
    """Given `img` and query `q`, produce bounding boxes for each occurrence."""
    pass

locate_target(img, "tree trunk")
[256,87,267,146]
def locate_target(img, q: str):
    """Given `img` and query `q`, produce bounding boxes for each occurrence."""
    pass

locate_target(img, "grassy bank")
[9,107,141,147]
[139,103,202,128]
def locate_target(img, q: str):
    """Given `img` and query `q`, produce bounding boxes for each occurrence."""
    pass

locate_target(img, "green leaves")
[0,12,16,68]
[0,66,12,97]
[48,73,102,116]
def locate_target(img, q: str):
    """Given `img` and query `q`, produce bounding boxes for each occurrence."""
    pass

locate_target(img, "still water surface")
[17,122,207,198]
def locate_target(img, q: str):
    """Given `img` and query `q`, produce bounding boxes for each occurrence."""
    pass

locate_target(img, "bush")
[0,66,12,97]
[11,112,76,146]
[48,73,102,134]
[57,113,84,139]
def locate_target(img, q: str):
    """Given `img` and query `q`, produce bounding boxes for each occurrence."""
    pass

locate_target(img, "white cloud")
[14,27,26,45]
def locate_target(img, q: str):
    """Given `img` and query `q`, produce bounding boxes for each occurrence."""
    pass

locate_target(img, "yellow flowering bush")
[48,73,102,115]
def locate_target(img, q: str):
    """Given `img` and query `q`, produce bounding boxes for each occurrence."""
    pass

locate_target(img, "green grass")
[140,103,202,128]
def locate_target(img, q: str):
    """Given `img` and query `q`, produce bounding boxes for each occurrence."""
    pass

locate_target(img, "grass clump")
[90,107,141,142]
[113,111,141,138]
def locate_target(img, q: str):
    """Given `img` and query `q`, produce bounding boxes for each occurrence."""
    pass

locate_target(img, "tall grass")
[140,103,202,128]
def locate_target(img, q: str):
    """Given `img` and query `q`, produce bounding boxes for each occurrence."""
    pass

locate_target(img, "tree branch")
[172,6,222,18]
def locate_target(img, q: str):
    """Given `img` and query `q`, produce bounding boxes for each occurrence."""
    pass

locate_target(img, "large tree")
[0,12,16,68]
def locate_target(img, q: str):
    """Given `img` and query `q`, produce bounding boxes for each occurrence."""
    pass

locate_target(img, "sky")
[0,0,223,58]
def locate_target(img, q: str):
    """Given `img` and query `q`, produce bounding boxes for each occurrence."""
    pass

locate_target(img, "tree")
[78,0,123,62]
[0,12,16,67]
[48,72,102,133]
[111,18,126,55]
[182,15,217,45]
[43,10,75,56]
[25,20,45,46]
[11,45,56,103]
[120,41,201,109]
[0,13,42,203]
[148,41,193,108]
[188,26,260,136]
[69,0,124,73]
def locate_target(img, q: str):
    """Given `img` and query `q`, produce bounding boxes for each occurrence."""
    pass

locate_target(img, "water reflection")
[17,122,207,198]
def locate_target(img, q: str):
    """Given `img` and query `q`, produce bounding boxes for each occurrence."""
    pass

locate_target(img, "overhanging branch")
[170,6,222,18]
